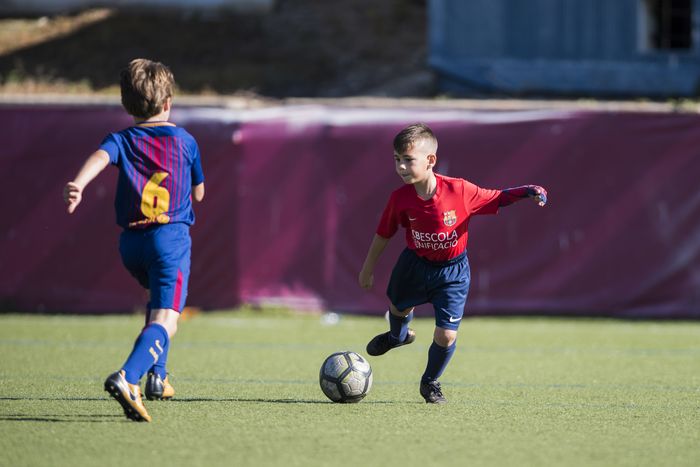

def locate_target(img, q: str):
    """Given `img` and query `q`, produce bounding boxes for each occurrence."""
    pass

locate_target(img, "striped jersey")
[99,123,204,229]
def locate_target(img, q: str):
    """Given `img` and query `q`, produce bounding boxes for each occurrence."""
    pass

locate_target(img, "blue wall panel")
[429,0,700,96]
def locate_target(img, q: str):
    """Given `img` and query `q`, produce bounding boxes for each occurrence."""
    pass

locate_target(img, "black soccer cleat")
[103,370,151,422]
[145,372,175,401]
[420,380,447,404]
[366,328,416,356]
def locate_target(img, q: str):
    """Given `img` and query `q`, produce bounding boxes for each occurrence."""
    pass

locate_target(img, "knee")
[164,321,177,338]
[151,319,177,338]
[149,308,179,338]
[389,304,414,318]
[433,328,457,347]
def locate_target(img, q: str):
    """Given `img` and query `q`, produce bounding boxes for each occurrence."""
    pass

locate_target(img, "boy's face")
[394,139,436,184]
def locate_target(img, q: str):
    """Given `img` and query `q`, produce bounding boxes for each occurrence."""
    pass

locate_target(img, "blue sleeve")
[99,133,120,165]
[190,141,204,185]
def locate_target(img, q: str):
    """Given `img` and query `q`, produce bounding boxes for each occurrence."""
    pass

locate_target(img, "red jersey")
[376,173,502,262]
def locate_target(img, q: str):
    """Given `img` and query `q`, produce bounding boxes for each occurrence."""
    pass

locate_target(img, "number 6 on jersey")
[141,171,171,224]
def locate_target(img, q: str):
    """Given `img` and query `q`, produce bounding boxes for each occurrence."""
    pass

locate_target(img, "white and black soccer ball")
[319,351,373,403]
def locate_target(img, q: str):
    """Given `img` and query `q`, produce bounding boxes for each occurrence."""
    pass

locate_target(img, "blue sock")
[388,310,413,345]
[421,341,456,383]
[143,304,170,379]
[121,323,169,385]
[148,336,170,380]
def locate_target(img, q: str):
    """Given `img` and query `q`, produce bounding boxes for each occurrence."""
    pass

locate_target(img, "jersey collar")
[135,121,176,128]
[414,173,442,203]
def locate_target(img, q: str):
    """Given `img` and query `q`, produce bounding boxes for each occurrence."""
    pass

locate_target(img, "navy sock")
[388,310,413,345]
[421,341,457,383]
[148,336,170,380]
[121,323,169,385]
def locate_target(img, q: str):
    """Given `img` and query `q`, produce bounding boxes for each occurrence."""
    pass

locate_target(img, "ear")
[427,153,437,169]
[162,98,172,112]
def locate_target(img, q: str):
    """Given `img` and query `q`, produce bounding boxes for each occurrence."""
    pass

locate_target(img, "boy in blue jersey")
[63,59,205,422]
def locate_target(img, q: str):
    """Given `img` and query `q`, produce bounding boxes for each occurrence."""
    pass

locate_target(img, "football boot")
[103,370,151,422]
[366,328,416,356]
[145,372,175,401]
[420,380,447,404]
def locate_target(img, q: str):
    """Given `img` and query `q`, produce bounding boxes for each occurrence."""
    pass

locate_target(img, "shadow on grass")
[0,413,124,423]
[0,396,133,423]
[0,396,105,401]
[171,397,410,405]
[0,397,412,412]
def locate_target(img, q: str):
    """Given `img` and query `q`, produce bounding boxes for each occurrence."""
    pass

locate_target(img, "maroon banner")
[1,104,698,318]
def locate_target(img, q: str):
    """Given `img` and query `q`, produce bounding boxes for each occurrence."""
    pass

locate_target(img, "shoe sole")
[145,393,173,401]
[104,377,149,422]
[424,398,448,404]
[367,329,416,356]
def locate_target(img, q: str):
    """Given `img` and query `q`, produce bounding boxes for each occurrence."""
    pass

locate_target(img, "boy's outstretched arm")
[358,234,390,290]
[499,185,548,207]
[63,150,110,214]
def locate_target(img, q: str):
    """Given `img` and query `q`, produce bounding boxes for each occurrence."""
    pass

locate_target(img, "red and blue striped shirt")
[100,123,204,229]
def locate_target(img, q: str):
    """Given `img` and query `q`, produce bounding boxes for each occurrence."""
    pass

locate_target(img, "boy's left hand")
[63,182,83,213]
[527,185,548,207]
[358,268,374,290]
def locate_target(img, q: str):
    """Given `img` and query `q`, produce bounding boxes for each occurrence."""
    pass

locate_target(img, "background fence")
[1,103,698,318]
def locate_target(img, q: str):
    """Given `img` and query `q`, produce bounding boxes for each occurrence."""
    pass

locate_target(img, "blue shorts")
[119,223,191,312]
[387,248,470,331]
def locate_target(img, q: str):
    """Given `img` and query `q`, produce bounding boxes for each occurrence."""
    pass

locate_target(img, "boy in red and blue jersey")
[359,123,547,404]
[63,59,205,421]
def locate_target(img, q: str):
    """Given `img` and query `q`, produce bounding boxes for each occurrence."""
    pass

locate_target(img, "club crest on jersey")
[443,210,457,226]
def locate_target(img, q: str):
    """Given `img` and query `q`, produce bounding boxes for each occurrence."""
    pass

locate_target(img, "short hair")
[393,123,438,154]
[120,59,174,119]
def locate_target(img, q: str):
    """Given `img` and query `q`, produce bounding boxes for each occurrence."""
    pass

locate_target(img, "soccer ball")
[319,351,373,403]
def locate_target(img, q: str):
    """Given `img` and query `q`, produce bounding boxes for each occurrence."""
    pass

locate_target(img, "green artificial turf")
[1,311,698,467]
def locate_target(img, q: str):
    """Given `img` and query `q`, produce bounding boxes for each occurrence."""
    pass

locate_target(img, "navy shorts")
[387,248,470,331]
[119,223,191,312]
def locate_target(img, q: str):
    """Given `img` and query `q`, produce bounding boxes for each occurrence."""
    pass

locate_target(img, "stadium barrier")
[1,103,698,318]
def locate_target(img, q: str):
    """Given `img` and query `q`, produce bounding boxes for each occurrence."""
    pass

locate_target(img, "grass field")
[1,310,698,467]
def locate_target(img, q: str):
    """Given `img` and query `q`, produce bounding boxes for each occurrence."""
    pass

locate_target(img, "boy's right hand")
[63,182,83,214]
[527,185,548,207]
[358,268,374,290]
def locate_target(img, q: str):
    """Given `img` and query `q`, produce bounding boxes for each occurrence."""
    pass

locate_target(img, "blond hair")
[120,58,174,119]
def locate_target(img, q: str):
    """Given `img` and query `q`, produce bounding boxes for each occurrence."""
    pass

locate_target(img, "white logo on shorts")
[448,316,462,323]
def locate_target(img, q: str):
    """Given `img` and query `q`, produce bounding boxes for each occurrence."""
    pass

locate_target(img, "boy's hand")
[527,185,548,207]
[63,182,83,213]
[358,268,374,290]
